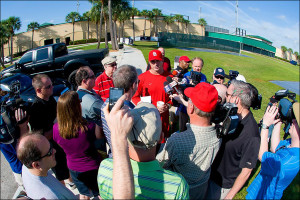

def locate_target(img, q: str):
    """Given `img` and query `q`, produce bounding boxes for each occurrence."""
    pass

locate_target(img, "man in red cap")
[132,50,173,139]
[157,82,221,199]
[172,56,191,79]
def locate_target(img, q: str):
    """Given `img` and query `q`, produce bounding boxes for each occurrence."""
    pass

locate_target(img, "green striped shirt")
[98,158,189,199]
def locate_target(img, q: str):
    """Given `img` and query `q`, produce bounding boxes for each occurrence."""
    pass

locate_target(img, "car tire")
[68,69,78,91]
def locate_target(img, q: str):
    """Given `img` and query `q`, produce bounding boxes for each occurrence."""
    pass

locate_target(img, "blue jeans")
[69,169,99,197]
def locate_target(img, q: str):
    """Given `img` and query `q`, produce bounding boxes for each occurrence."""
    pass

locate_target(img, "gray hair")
[230,79,253,109]
[113,65,137,93]
[192,57,204,67]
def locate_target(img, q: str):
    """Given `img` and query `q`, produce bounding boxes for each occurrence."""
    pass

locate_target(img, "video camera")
[212,102,239,138]
[260,89,297,139]
[0,81,30,144]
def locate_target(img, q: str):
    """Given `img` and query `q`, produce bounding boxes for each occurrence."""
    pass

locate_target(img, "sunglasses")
[109,63,117,67]
[43,84,53,90]
[35,143,53,161]
[215,76,224,80]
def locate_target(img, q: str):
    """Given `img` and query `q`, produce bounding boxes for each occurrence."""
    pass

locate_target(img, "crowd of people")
[0,47,299,200]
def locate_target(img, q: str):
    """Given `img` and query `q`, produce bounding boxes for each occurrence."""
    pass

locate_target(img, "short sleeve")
[175,176,190,200]
[260,152,281,177]
[239,137,260,169]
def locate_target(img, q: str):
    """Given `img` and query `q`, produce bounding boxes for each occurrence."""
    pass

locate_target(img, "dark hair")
[75,66,90,86]
[32,74,50,90]
[113,65,137,93]
[17,133,43,169]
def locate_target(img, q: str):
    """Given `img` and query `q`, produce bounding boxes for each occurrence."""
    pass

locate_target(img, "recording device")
[225,70,239,86]
[248,82,262,110]
[212,102,239,138]
[108,88,124,112]
[1,81,30,144]
[260,89,297,139]
[164,82,174,94]
[189,71,203,85]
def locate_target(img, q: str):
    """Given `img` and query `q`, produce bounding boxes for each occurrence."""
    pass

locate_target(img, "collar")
[77,86,95,95]
[103,71,113,79]
[130,159,161,172]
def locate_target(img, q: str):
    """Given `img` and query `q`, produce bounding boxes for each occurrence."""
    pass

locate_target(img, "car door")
[18,51,34,74]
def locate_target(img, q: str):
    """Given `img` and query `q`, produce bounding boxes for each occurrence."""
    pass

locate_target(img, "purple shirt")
[53,122,101,172]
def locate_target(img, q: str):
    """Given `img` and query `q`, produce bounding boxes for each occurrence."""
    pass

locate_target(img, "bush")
[69,38,104,45]
[275,56,290,63]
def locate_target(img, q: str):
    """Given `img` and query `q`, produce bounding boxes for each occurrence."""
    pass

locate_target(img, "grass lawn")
[132,41,299,199]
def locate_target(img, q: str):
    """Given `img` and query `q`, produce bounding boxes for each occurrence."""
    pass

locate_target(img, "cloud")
[248,7,260,12]
[50,20,55,23]
[276,15,288,23]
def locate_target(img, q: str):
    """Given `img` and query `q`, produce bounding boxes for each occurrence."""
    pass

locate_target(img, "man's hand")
[15,108,29,137]
[172,77,179,82]
[157,104,169,114]
[170,94,188,106]
[263,105,280,127]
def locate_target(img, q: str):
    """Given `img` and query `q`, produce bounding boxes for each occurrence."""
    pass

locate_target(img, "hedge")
[69,38,105,45]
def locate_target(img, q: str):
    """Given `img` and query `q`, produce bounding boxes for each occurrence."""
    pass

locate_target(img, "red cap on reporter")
[184,82,218,112]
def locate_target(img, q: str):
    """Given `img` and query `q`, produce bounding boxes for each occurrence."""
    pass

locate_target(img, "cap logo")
[153,52,157,56]
[218,69,223,72]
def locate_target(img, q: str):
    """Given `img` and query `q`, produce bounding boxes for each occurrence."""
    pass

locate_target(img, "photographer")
[246,103,300,199]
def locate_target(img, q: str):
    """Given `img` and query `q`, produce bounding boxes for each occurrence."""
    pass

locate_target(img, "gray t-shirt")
[22,165,77,199]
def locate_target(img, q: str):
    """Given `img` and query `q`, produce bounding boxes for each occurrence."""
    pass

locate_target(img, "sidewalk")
[6,45,147,199]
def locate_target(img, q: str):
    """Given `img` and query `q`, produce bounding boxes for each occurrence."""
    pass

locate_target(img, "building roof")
[40,23,54,28]
[247,35,272,43]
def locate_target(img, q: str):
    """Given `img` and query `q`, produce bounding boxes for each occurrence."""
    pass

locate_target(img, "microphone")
[166,76,181,94]
[164,82,174,94]
[172,70,179,76]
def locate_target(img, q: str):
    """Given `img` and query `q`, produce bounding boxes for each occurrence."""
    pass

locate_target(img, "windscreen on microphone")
[166,76,173,83]
[164,81,169,86]
[172,70,178,76]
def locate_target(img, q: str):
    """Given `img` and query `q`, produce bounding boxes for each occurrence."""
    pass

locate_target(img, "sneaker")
[68,182,77,190]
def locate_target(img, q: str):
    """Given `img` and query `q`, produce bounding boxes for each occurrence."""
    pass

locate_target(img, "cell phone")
[109,88,124,112]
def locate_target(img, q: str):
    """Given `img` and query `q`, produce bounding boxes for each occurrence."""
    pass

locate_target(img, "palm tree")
[198,18,207,36]
[148,11,154,37]
[65,12,81,42]
[130,7,139,42]
[0,20,10,68]
[173,14,184,33]
[112,1,129,47]
[163,15,174,33]
[140,9,149,37]
[152,8,162,37]
[281,46,287,59]
[118,9,130,39]
[294,52,299,63]
[82,11,91,40]
[108,0,117,50]
[6,16,21,64]
[183,19,190,34]
[27,21,39,49]
[287,48,293,60]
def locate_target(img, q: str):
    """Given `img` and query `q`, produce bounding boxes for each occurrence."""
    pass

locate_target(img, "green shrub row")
[69,38,105,45]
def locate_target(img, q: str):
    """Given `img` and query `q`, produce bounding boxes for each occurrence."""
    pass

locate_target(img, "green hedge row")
[69,38,105,45]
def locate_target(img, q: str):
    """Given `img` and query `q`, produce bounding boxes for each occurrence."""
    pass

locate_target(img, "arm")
[225,168,252,199]
[95,124,105,139]
[103,94,134,199]
[258,105,280,161]
[270,122,282,153]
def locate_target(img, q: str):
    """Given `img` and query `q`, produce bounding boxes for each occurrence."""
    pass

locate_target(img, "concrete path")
[270,81,300,95]
[1,44,147,199]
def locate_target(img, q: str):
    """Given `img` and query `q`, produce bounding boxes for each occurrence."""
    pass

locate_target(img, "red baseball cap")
[149,50,163,61]
[179,56,191,63]
[184,82,218,112]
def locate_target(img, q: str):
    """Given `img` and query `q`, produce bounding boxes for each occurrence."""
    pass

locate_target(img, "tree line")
[0,0,208,68]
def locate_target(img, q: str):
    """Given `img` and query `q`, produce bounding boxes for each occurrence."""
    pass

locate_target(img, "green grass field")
[132,41,299,199]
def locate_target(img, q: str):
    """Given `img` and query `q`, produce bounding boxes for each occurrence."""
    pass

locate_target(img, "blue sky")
[1,0,299,52]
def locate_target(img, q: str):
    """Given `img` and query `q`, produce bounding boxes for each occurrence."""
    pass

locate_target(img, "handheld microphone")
[166,77,181,94]
[164,82,174,94]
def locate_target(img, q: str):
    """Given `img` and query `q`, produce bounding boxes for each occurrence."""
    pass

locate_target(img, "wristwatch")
[262,124,269,129]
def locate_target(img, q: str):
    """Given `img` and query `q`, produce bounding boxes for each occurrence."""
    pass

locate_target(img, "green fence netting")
[158,32,241,53]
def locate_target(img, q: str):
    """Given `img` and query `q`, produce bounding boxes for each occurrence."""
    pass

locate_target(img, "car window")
[36,48,49,61]
[54,44,68,58]
[19,52,32,65]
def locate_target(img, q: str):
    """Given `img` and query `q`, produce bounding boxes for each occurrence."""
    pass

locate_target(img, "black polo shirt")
[210,111,260,189]
[29,96,57,134]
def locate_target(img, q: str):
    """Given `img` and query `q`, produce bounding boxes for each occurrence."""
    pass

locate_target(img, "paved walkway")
[270,81,300,95]
[1,44,147,199]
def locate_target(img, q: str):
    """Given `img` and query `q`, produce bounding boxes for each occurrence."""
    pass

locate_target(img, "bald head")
[213,84,227,104]
[17,133,47,169]
[158,47,165,58]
